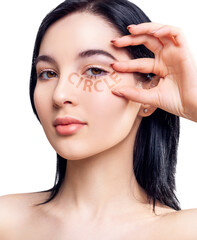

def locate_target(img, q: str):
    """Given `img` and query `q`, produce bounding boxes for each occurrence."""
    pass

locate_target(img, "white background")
[0,0,196,210]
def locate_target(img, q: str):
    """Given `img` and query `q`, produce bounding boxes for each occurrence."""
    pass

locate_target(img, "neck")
[47,119,151,221]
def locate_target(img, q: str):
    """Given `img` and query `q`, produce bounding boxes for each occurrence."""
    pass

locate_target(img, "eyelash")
[83,66,108,79]
[37,66,108,80]
[37,70,57,80]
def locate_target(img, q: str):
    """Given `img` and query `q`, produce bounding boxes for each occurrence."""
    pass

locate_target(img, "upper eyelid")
[87,66,107,71]
[82,65,110,75]
[36,66,58,74]
[83,66,107,74]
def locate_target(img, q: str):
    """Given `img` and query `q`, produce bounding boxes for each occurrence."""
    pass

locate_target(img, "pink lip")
[53,116,87,136]
[53,116,87,126]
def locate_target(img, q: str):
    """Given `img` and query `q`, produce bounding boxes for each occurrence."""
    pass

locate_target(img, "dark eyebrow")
[78,49,118,61]
[34,49,118,67]
[34,55,57,67]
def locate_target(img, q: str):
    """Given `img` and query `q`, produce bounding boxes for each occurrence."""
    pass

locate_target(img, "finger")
[111,58,167,77]
[112,34,163,54]
[127,23,183,46]
[111,58,155,73]
[111,85,160,106]
[152,25,184,46]
[127,22,163,35]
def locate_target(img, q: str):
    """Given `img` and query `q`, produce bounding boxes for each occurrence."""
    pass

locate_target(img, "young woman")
[0,0,197,239]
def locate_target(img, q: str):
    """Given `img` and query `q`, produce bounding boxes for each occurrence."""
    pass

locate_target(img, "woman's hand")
[110,22,197,122]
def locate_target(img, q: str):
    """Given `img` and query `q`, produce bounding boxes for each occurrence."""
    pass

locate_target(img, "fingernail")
[127,24,137,28]
[111,38,118,43]
[111,89,124,97]
[127,26,133,35]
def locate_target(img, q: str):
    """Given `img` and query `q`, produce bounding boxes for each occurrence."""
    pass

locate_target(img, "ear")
[138,104,157,117]
[138,75,160,117]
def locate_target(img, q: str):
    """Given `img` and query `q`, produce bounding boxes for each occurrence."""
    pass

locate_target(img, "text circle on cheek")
[68,71,123,92]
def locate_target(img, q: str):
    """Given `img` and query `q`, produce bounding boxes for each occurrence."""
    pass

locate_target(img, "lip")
[53,116,87,127]
[53,116,87,136]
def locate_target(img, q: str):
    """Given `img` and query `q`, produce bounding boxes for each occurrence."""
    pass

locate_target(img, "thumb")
[111,86,158,106]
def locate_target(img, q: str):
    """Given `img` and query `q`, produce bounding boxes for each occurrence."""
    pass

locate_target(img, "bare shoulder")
[0,192,50,238]
[0,191,50,215]
[157,208,197,239]
[0,193,28,229]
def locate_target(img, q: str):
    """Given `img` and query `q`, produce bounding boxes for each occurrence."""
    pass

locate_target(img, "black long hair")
[30,0,181,211]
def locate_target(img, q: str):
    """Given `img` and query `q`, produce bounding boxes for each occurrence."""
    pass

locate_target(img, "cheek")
[87,73,140,126]
[83,85,140,144]
[34,87,43,119]
[33,84,52,125]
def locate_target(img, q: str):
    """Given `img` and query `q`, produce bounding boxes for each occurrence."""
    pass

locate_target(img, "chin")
[56,148,96,161]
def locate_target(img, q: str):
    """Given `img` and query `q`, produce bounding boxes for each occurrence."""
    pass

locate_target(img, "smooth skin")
[0,13,197,240]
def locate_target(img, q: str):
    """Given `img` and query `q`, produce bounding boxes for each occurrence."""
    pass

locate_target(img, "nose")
[52,74,79,108]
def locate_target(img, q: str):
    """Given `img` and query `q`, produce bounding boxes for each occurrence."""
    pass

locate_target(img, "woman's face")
[34,12,142,160]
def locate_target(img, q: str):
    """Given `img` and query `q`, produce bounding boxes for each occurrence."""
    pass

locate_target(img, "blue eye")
[38,70,57,80]
[84,67,108,79]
